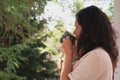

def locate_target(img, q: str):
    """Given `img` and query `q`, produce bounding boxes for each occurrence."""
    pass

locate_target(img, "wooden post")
[114,0,120,80]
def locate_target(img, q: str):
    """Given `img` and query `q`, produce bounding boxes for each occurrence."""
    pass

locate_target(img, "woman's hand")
[61,36,73,56]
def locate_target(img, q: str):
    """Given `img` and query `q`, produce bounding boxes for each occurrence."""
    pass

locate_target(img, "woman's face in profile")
[73,19,82,39]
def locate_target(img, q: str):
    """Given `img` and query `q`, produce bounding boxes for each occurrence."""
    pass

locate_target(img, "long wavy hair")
[76,6,118,73]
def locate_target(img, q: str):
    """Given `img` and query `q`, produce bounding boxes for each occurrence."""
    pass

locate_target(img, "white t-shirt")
[68,47,113,80]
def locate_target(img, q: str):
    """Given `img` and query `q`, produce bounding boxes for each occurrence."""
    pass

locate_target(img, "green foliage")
[71,0,84,13]
[17,35,59,80]
[0,0,47,47]
[0,71,26,80]
[0,34,59,80]
[0,44,28,80]
[51,0,57,2]
[45,21,65,54]
[107,1,114,20]
[0,0,59,80]
[0,0,31,46]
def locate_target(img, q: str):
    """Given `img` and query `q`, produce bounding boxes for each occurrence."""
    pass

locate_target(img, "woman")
[60,5,118,80]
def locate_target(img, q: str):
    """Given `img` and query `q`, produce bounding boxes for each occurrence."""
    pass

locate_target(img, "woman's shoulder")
[73,47,112,68]
[87,47,110,59]
[83,47,111,62]
[77,47,108,60]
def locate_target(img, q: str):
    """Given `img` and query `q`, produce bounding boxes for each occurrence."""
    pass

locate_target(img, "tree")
[0,0,48,47]
[0,0,59,80]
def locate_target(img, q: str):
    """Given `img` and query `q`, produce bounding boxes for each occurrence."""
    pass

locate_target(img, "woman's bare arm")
[60,54,73,80]
[60,36,73,80]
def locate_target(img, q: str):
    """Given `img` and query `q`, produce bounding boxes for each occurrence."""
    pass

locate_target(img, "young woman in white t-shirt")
[60,5,118,80]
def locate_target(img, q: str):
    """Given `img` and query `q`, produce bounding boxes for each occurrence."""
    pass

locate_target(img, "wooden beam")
[113,0,120,80]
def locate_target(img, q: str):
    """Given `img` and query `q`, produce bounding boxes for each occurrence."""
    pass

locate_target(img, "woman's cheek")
[76,31,82,39]
[76,34,79,39]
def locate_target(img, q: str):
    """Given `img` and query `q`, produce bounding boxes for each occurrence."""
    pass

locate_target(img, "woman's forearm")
[60,55,73,80]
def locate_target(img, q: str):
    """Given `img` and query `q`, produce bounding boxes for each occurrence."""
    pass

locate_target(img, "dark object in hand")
[60,31,76,44]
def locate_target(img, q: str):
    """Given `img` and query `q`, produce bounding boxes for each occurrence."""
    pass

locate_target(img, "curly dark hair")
[76,5,118,72]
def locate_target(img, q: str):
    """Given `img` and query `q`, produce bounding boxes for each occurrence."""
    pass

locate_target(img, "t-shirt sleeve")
[68,52,102,80]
